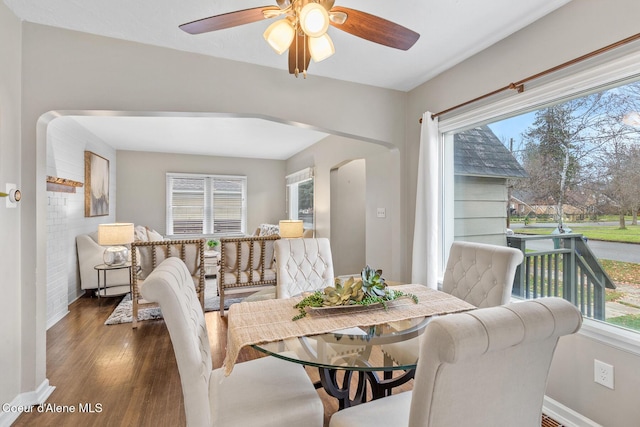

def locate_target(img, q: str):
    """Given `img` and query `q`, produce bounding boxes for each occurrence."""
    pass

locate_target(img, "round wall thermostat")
[10,188,21,203]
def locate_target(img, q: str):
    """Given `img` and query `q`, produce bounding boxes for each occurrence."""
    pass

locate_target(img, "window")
[438,49,640,349]
[166,173,247,236]
[286,168,314,229]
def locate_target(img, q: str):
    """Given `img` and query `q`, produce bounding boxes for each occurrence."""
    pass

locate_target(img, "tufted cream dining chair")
[272,238,368,365]
[442,241,524,307]
[275,238,335,298]
[140,257,324,427]
[330,297,583,427]
[382,241,524,367]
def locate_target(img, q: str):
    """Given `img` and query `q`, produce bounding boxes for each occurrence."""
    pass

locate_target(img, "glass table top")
[252,317,429,371]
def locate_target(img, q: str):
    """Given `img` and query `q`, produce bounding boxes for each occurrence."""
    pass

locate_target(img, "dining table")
[223,284,475,409]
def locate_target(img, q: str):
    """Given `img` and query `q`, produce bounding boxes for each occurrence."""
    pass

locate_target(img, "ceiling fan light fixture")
[328,11,347,25]
[308,33,335,62]
[263,19,295,55]
[299,3,329,37]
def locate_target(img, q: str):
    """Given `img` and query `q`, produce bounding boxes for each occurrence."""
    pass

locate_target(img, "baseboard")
[543,396,602,427]
[46,309,69,330]
[0,379,55,427]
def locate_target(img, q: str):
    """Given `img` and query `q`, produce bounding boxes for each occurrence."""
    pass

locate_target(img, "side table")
[204,250,220,278]
[94,262,133,298]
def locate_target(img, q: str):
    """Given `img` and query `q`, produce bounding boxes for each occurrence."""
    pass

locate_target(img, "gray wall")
[406,0,640,425]
[286,135,400,279]
[330,159,366,276]
[116,150,286,235]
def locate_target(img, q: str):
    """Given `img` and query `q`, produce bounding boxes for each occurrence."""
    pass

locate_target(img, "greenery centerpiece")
[292,265,418,320]
[206,239,220,250]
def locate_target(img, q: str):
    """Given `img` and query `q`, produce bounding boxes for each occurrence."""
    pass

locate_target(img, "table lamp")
[98,223,134,266]
[279,220,304,238]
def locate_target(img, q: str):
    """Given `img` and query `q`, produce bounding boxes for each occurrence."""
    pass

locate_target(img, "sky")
[486,111,536,156]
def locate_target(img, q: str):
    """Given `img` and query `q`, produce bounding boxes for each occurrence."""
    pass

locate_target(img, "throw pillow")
[134,225,148,242]
[145,227,164,241]
[259,223,280,236]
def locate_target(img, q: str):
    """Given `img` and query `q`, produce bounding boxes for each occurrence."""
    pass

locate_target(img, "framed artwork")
[84,151,109,217]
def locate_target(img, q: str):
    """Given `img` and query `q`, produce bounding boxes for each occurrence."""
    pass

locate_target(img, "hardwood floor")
[13,293,345,426]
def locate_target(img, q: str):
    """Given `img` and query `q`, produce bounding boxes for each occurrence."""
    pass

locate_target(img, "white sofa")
[76,232,131,295]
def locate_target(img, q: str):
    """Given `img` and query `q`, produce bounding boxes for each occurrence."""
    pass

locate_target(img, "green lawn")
[608,315,640,329]
[519,225,640,243]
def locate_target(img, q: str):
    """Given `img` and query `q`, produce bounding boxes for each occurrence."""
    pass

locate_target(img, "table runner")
[223,284,475,375]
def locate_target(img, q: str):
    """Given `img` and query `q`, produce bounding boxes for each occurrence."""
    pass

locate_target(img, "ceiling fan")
[179,0,420,78]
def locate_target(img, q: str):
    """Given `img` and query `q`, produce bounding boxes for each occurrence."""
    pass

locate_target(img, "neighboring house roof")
[454,125,528,179]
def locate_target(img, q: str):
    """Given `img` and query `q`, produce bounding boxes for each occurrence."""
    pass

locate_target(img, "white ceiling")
[5,0,570,91]
[65,115,329,160]
[6,0,571,159]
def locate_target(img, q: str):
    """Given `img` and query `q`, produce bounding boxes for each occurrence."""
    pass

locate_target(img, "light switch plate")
[376,207,386,218]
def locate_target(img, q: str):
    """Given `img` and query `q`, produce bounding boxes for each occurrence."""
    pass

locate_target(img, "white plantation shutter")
[211,177,245,234]
[168,176,205,235]
[167,173,246,236]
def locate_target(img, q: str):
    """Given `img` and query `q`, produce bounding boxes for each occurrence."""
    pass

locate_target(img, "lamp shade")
[308,33,335,62]
[263,19,295,55]
[98,223,134,266]
[98,223,134,245]
[299,3,329,37]
[279,220,304,238]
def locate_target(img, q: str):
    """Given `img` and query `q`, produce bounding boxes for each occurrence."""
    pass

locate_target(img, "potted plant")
[206,239,220,251]
[292,265,418,320]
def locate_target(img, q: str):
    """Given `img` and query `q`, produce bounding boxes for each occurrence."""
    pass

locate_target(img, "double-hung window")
[286,167,315,229]
[166,173,247,236]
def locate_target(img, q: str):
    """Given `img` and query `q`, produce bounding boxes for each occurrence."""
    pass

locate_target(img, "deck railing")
[507,233,615,320]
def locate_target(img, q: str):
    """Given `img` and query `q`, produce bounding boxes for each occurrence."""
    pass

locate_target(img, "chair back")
[442,241,524,307]
[275,238,334,298]
[219,235,279,288]
[409,297,582,427]
[131,238,206,307]
[139,257,212,427]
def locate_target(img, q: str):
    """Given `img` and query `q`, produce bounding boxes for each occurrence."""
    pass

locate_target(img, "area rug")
[104,285,244,325]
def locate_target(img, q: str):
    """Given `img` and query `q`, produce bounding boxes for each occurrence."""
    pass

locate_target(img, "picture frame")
[84,151,109,217]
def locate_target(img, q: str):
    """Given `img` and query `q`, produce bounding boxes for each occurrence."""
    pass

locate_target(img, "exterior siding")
[454,175,508,245]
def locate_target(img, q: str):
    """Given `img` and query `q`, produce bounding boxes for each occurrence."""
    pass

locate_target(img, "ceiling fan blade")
[329,7,419,50]
[180,6,281,35]
[288,32,312,76]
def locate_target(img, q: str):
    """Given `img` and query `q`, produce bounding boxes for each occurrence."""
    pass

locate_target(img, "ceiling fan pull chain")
[294,29,300,77]
[303,34,307,78]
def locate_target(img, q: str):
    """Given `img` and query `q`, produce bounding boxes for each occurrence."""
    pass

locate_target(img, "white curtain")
[411,112,439,289]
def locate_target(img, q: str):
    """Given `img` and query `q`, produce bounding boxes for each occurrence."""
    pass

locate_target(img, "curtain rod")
[420,32,640,123]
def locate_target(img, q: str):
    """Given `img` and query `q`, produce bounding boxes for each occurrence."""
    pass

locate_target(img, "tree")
[604,142,640,228]
[519,89,633,227]
[594,82,640,228]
